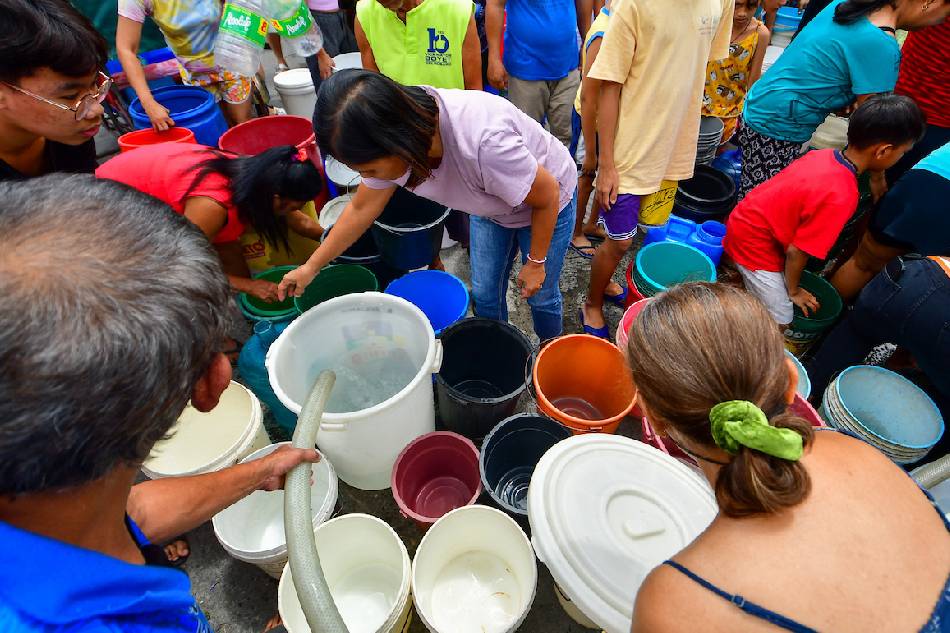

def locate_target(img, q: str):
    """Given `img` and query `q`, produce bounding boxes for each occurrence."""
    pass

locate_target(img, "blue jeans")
[807,257,950,401]
[469,192,576,341]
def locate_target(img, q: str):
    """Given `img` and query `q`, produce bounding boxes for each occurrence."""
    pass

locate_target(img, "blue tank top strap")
[662,560,819,633]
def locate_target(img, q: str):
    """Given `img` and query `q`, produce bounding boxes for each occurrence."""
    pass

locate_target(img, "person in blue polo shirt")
[0,175,319,632]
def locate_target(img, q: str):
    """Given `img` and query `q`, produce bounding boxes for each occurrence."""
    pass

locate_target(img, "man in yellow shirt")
[580,0,734,336]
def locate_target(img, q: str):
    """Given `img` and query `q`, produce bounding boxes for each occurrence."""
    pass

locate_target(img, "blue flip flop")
[569,243,595,260]
[578,308,609,339]
[604,286,628,308]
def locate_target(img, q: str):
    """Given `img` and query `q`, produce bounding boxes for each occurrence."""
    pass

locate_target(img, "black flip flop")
[164,535,191,567]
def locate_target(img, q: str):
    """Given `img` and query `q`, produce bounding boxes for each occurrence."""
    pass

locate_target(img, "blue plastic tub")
[385,270,469,335]
[635,242,716,295]
[129,85,227,146]
[688,220,726,265]
[775,6,802,31]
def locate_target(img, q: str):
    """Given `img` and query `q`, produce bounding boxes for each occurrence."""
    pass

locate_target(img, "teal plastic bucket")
[634,242,716,296]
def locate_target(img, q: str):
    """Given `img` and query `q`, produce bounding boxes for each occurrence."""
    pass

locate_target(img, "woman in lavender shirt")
[279,70,578,340]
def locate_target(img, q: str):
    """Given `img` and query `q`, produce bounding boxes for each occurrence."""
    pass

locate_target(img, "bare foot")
[164,538,190,564]
[605,281,624,297]
[263,614,283,633]
[583,223,607,241]
[429,255,446,272]
[571,234,594,250]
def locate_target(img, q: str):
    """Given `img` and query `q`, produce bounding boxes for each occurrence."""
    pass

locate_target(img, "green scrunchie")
[709,400,803,461]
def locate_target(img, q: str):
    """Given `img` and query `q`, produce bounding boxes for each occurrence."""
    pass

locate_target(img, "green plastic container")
[238,265,299,323]
[784,271,843,357]
[294,264,379,314]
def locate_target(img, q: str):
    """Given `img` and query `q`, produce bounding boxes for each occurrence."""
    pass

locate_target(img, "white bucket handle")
[430,339,443,374]
[319,421,348,432]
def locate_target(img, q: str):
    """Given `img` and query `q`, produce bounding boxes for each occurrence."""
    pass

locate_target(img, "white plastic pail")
[274,69,317,119]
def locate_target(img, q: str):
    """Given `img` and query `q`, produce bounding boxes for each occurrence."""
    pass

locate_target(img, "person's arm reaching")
[518,165,561,298]
[576,0,593,56]
[354,18,381,73]
[127,445,319,544]
[116,16,175,131]
[785,244,819,316]
[748,23,771,86]
[462,14,484,90]
[287,209,325,241]
[595,81,622,210]
[278,183,396,299]
[486,0,508,90]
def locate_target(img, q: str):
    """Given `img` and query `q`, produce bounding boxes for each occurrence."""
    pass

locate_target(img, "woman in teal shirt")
[737,0,950,200]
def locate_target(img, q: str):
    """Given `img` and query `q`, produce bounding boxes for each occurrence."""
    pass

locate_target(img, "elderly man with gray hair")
[0,175,319,632]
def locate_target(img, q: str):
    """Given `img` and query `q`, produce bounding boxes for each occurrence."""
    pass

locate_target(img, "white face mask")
[393,169,412,186]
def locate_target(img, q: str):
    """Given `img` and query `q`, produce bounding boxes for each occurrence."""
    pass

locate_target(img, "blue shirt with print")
[0,518,212,633]
[503,0,579,81]
[743,0,900,143]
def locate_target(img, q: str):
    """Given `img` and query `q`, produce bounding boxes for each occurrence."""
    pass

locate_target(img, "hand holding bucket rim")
[278,263,320,300]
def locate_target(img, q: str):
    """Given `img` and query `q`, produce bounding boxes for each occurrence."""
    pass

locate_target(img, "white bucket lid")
[274,68,316,93]
[325,156,361,188]
[332,52,363,72]
[318,194,352,230]
[143,381,261,478]
[528,435,717,633]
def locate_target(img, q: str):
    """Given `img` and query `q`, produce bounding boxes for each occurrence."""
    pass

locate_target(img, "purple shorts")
[598,183,678,241]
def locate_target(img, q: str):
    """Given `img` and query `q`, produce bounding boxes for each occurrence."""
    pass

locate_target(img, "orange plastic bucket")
[117,126,196,152]
[532,334,637,434]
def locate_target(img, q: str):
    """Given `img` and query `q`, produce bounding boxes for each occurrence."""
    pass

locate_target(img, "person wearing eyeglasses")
[0,0,109,181]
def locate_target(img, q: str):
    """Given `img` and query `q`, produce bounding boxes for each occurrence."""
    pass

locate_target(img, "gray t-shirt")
[362,87,577,228]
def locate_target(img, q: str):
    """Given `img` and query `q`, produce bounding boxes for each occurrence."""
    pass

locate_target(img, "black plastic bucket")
[436,318,533,440]
[479,414,571,518]
[372,188,450,270]
[674,164,736,223]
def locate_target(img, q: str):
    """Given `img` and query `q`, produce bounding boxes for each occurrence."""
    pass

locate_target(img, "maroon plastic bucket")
[391,431,482,530]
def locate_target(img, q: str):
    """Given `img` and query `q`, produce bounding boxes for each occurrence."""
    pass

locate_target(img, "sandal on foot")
[569,243,596,260]
[578,308,609,339]
[163,536,191,567]
[604,286,628,308]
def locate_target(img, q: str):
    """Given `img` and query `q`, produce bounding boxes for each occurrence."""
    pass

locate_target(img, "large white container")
[267,292,441,489]
[528,435,718,633]
[412,505,537,633]
[274,69,318,119]
[212,442,338,578]
[142,381,269,479]
[324,157,361,192]
[278,513,412,633]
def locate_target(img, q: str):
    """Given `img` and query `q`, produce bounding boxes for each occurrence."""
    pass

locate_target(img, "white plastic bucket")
[267,292,441,490]
[142,381,269,479]
[412,505,537,633]
[274,69,317,119]
[333,52,363,72]
[212,442,338,578]
[553,583,600,629]
[325,156,361,192]
[278,513,412,633]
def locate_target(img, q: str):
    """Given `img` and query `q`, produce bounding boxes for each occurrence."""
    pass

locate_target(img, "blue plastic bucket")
[385,270,469,335]
[129,85,228,146]
[775,6,802,31]
[634,242,716,296]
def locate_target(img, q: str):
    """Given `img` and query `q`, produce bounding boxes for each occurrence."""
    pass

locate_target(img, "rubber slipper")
[569,243,595,260]
[578,308,609,339]
[604,286,628,309]
[584,232,606,243]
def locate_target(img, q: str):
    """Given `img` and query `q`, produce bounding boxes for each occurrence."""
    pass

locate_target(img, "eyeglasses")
[3,72,112,121]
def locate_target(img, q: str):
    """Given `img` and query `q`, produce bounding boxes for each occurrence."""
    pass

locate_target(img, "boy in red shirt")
[724,95,924,325]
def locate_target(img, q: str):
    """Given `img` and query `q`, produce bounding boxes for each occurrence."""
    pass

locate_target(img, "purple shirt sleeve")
[478,131,539,209]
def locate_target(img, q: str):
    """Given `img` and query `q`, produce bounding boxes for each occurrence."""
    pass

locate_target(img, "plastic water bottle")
[266,0,324,57]
[215,0,268,77]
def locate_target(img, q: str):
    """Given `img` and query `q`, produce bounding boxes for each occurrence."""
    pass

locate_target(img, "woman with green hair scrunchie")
[625,282,949,633]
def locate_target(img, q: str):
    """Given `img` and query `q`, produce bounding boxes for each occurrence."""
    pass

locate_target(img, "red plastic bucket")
[117,126,196,152]
[615,297,651,351]
[624,259,647,309]
[218,115,328,210]
[391,431,482,530]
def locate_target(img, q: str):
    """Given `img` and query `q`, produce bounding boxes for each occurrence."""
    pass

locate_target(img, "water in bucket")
[493,466,533,512]
[305,327,418,413]
[551,396,603,421]
[429,551,523,632]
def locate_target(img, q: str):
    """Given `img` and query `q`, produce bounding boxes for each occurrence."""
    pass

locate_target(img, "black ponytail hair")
[184,146,322,252]
[834,0,896,24]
